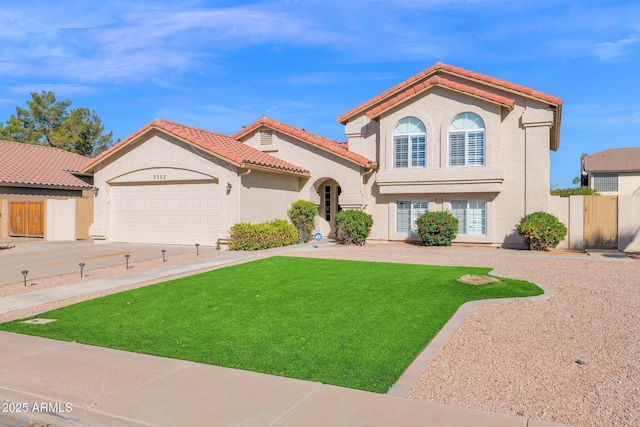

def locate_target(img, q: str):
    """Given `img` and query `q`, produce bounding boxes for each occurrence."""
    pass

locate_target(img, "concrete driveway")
[0,239,207,286]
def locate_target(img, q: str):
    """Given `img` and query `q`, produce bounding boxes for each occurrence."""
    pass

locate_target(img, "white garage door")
[110,182,219,245]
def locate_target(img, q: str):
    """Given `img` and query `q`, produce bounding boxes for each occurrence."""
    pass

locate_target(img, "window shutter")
[467,131,484,165]
[449,132,465,166]
[394,136,409,168]
[451,200,467,234]
[397,201,411,233]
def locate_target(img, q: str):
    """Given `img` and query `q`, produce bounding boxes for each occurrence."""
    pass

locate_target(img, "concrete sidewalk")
[0,242,574,427]
[0,332,570,427]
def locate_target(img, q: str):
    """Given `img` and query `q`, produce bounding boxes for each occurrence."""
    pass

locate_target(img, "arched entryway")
[314,178,341,237]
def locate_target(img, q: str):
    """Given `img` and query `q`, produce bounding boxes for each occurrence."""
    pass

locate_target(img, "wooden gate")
[75,196,94,240]
[9,201,45,237]
[584,196,618,249]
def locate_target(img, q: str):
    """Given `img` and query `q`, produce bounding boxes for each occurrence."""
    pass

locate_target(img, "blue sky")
[1,0,639,188]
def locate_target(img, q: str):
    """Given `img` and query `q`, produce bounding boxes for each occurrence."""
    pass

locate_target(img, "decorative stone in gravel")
[456,274,502,285]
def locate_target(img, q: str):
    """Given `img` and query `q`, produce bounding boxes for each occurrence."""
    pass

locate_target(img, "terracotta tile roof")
[583,147,640,172]
[337,62,563,151]
[365,76,515,119]
[232,117,377,168]
[337,62,562,124]
[0,140,91,189]
[81,120,310,176]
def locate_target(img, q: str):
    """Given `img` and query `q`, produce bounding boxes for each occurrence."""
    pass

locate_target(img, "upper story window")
[394,117,426,168]
[449,113,485,166]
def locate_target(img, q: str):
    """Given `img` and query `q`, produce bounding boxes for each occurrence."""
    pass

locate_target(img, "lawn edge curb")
[387,268,554,397]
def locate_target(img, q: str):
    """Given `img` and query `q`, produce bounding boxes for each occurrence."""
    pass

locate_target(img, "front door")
[322,183,341,236]
[10,201,45,237]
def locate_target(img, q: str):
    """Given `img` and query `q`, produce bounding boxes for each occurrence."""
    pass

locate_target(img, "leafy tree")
[0,91,113,157]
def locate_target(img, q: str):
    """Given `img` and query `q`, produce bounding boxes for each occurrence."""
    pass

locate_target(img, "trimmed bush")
[335,210,373,246]
[517,211,567,251]
[287,200,319,243]
[228,219,298,251]
[550,186,598,197]
[415,211,459,246]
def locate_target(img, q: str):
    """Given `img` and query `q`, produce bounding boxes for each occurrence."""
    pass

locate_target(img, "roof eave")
[0,182,91,191]
[240,162,310,178]
[239,122,376,168]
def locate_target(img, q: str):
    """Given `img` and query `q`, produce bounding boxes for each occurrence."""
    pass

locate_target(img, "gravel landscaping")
[291,244,640,427]
[1,242,639,426]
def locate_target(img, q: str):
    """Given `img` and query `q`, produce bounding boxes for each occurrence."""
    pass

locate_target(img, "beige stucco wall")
[343,85,555,246]
[237,169,303,225]
[89,131,239,244]
[239,128,369,235]
[549,195,584,250]
[618,195,640,252]
[45,198,76,241]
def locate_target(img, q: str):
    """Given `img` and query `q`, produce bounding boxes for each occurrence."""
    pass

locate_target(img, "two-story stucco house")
[581,148,640,196]
[81,63,562,247]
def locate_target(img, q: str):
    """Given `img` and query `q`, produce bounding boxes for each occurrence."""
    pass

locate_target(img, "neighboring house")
[81,62,563,247]
[581,148,640,195]
[0,140,94,240]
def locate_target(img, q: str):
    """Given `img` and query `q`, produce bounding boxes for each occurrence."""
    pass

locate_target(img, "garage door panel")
[110,182,219,245]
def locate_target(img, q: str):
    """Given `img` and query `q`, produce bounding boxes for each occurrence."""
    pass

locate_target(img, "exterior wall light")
[226,182,232,194]
[93,187,99,197]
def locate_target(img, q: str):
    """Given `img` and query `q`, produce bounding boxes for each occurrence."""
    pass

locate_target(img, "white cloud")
[593,35,640,61]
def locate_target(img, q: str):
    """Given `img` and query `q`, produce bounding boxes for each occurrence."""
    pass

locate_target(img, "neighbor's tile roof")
[583,147,640,172]
[232,117,377,168]
[0,140,91,189]
[337,62,563,151]
[81,120,310,176]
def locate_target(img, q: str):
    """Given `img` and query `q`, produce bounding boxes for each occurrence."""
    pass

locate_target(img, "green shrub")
[287,200,319,243]
[335,210,373,246]
[228,219,298,251]
[517,211,567,251]
[415,211,459,246]
[550,186,598,197]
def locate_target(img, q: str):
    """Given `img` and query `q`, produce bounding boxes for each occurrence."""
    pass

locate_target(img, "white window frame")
[396,200,428,233]
[449,113,485,166]
[394,117,426,168]
[450,200,486,235]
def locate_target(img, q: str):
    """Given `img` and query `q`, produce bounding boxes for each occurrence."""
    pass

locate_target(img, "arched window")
[394,117,425,168]
[449,113,485,166]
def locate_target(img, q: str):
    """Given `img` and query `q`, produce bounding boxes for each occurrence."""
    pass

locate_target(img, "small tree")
[415,211,459,246]
[517,212,567,251]
[287,200,318,243]
[335,210,373,245]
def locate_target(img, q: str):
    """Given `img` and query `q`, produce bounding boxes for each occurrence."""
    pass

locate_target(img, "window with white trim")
[396,201,428,233]
[593,174,618,192]
[451,200,486,235]
[394,117,426,168]
[449,113,485,166]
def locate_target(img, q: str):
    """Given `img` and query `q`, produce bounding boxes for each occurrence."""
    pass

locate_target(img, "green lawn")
[0,256,542,393]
